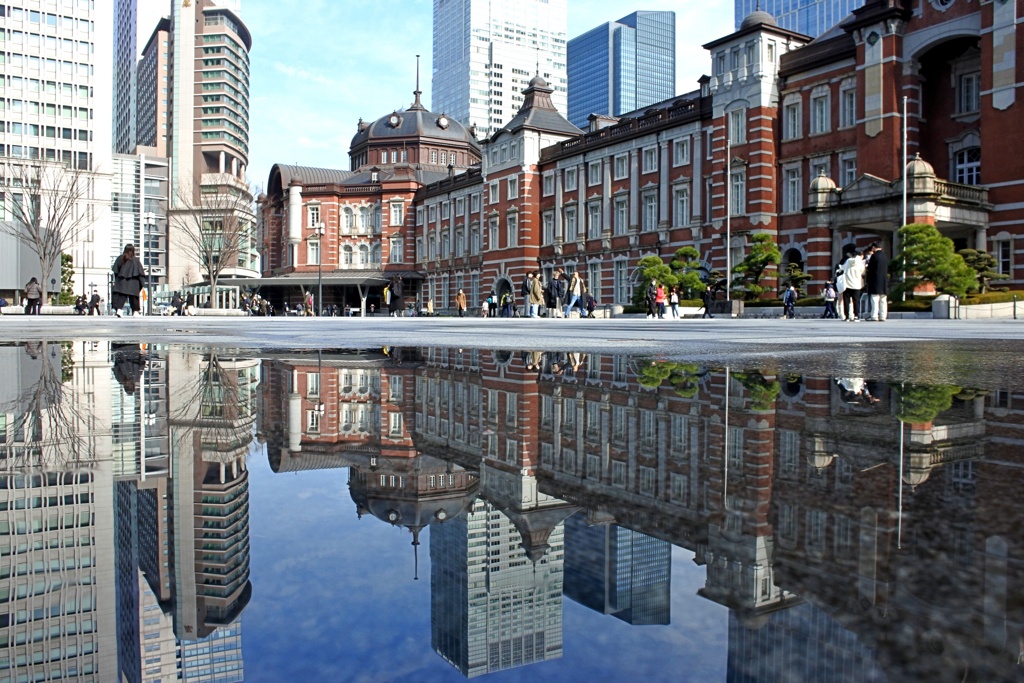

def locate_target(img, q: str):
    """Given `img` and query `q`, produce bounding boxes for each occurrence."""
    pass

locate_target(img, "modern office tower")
[167,0,258,294]
[563,515,671,625]
[114,0,167,153]
[431,498,565,678]
[567,11,676,129]
[110,154,170,294]
[734,0,864,37]
[137,17,172,156]
[432,0,568,140]
[0,1,113,301]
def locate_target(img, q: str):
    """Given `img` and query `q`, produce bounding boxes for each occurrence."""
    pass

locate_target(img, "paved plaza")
[2,314,1023,354]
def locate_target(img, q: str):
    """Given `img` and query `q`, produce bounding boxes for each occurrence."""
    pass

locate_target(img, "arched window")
[343,208,354,234]
[371,244,381,265]
[358,244,369,265]
[954,147,981,185]
[343,245,353,266]
[360,207,371,232]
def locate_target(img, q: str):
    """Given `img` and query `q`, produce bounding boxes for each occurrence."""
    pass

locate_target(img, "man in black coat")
[865,243,889,321]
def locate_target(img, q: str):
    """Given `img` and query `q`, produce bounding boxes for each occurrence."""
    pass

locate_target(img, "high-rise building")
[567,11,676,129]
[114,0,167,154]
[167,0,258,294]
[734,0,864,37]
[0,1,113,301]
[432,0,568,140]
[137,17,172,156]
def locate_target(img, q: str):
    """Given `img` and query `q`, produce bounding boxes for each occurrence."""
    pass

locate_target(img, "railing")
[934,180,988,206]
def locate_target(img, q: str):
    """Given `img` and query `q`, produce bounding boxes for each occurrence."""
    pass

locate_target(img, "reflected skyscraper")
[563,513,671,625]
[431,499,565,678]
[734,0,864,37]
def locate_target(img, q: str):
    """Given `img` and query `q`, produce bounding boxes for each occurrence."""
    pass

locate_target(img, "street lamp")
[311,222,325,315]
[142,212,157,315]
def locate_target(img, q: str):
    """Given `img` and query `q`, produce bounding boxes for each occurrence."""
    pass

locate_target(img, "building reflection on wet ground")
[0,341,1021,682]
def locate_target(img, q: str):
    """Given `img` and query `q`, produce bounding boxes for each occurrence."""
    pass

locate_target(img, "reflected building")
[563,513,670,625]
[431,499,565,678]
[0,342,118,680]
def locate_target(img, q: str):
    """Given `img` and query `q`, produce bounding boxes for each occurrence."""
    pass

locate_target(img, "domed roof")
[740,10,778,30]
[350,89,479,150]
[807,452,835,469]
[528,75,548,88]
[809,170,837,192]
[906,153,935,178]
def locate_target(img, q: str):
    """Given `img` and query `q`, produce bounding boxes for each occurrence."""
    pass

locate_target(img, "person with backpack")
[783,285,798,319]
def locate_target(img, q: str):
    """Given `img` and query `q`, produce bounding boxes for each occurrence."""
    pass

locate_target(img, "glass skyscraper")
[567,11,675,129]
[432,0,568,140]
[734,0,865,38]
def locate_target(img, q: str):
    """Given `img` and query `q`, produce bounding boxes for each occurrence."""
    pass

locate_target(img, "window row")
[541,138,694,195]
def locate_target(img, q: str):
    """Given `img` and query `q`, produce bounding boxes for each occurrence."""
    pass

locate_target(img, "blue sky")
[240,0,735,189]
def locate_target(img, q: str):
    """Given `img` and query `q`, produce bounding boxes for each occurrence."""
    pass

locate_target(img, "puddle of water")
[0,341,1021,683]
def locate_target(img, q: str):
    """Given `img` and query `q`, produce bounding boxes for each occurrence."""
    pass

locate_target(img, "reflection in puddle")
[0,342,1019,682]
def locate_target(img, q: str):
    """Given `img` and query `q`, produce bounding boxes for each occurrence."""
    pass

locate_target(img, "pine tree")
[891,223,976,298]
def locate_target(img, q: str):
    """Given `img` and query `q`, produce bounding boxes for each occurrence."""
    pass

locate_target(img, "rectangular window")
[674,186,690,227]
[506,213,518,247]
[784,102,801,140]
[308,240,320,265]
[673,137,690,166]
[542,211,554,244]
[614,154,628,179]
[455,197,465,216]
[811,94,829,134]
[389,201,404,226]
[588,160,602,186]
[613,197,628,235]
[565,167,578,191]
[955,147,981,185]
[507,176,518,199]
[614,260,628,303]
[840,88,856,128]
[841,156,857,186]
[441,202,450,219]
[587,202,601,239]
[785,168,802,213]
[308,204,320,227]
[389,237,404,263]
[728,109,746,143]
[958,72,980,114]
[810,158,829,180]
[996,240,1012,275]
[471,193,480,213]
[730,171,745,215]
[565,206,578,240]
[488,180,500,204]
[642,193,657,231]
[488,218,499,249]
[543,172,554,196]
[642,147,658,173]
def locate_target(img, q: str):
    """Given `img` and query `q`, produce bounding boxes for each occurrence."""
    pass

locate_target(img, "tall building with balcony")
[0,1,113,301]
[432,0,569,140]
[567,11,676,129]
[167,0,257,293]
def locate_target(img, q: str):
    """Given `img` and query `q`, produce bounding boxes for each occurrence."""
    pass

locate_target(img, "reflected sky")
[0,341,1021,683]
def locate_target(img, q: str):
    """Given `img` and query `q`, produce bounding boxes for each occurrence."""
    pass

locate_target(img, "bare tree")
[0,159,95,303]
[171,176,255,309]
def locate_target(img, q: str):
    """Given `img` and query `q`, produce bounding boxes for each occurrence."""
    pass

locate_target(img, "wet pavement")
[0,322,1022,682]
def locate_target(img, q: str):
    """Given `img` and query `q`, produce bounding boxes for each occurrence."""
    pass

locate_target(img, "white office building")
[432,0,568,140]
[0,1,113,302]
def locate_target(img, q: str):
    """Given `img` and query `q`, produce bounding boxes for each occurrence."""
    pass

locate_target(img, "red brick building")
[260,0,1023,311]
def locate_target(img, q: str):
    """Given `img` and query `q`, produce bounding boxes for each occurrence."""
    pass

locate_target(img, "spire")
[410,54,426,111]
[411,527,421,580]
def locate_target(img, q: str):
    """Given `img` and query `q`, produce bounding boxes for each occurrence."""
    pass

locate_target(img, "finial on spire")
[411,54,424,110]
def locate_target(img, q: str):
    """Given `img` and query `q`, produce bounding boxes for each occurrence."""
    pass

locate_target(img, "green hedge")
[962,290,1023,305]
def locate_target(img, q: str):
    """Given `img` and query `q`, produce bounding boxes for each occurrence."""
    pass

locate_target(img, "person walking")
[111,244,146,317]
[655,283,667,319]
[865,243,889,321]
[24,277,42,315]
[88,290,102,315]
[563,270,586,318]
[528,271,544,317]
[822,280,838,319]
[669,287,680,319]
[701,285,715,319]
[645,280,658,319]
[481,296,490,318]
[455,288,467,317]
[550,268,566,318]
[783,285,798,319]
[840,250,866,321]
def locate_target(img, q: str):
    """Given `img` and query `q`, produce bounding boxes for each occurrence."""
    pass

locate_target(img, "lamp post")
[314,222,325,315]
[142,212,156,315]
